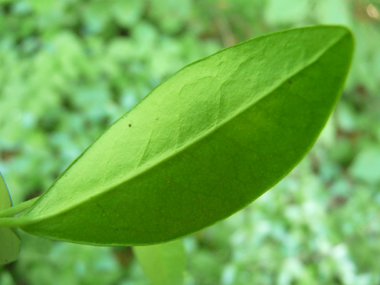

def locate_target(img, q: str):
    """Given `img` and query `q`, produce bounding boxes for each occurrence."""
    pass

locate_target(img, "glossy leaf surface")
[17,26,353,245]
[133,240,186,285]
[0,173,21,265]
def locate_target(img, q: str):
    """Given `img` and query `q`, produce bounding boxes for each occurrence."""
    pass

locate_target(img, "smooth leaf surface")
[133,239,186,285]
[0,173,11,210]
[16,26,353,245]
[0,228,21,266]
[0,173,21,265]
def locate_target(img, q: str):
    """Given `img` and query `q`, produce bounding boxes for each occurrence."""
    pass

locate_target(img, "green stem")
[0,197,39,218]
[0,217,29,228]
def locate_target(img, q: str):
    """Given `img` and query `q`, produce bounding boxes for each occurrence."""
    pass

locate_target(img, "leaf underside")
[18,26,354,246]
[0,173,12,210]
[0,173,21,265]
[0,228,21,265]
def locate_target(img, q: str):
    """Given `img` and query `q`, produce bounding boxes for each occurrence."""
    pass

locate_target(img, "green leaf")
[16,26,353,245]
[0,173,21,265]
[0,173,11,211]
[0,228,21,265]
[133,239,186,285]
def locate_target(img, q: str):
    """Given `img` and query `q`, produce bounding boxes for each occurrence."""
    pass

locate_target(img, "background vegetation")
[0,0,379,284]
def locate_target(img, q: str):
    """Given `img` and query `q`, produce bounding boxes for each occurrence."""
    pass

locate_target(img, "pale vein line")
[175,86,184,150]
[135,96,165,169]
[215,86,222,127]
[102,136,119,187]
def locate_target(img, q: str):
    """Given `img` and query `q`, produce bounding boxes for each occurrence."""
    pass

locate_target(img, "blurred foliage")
[0,0,379,284]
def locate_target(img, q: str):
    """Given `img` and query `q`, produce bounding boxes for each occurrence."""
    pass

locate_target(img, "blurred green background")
[0,0,380,284]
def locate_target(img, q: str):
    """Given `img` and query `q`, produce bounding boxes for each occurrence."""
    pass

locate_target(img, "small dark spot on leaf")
[129,124,132,127]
